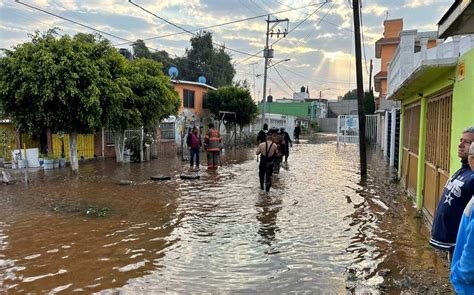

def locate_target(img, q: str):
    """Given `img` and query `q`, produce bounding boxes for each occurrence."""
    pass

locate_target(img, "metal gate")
[401,103,421,196]
[365,115,378,144]
[423,89,452,221]
[337,115,359,144]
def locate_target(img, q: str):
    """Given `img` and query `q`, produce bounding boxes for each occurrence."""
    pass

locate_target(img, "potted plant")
[38,152,46,168]
[43,154,54,170]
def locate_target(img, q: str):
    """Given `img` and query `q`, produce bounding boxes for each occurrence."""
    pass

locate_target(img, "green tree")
[207,86,257,130]
[183,32,235,87]
[364,90,375,115]
[0,30,114,171]
[101,57,180,163]
[132,39,175,72]
[342,89,357,100]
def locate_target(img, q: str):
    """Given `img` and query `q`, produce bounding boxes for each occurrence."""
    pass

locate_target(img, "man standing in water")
[257,123,268,144]
[450,142,474,293]
[204,123,221,169]
[294,122,301,143]
[256,129,278,192]
[430,126,474,261]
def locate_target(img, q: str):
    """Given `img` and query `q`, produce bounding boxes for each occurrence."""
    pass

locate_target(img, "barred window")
[160,122,175,140]
[184,89,195,108]
[105,130,115,146]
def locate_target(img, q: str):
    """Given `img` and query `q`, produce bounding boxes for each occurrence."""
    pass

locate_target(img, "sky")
[0,0,454,101]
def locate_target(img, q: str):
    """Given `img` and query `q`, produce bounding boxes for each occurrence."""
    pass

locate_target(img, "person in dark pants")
[188,126,201,169]
[430,126,474,263]
[293,123,301,143]
[257,123,268,144]
[280,127,292,162]
[204,123,221,169]
[256,132,277,192]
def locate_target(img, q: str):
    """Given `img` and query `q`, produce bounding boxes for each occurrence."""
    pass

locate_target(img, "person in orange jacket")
[204,123,221,169]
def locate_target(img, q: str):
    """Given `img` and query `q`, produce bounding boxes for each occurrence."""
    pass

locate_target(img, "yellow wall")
[51,134,95,160]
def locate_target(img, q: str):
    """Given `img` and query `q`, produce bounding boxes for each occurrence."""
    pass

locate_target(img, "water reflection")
[255,195,282,249]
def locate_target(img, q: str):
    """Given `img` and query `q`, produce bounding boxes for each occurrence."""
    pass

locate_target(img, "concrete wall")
[319,118,338,133]
[327,100,358,118]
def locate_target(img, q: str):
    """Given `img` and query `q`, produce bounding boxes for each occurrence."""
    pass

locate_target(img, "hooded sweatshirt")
[430,160,474,251]
[451,185,474,294]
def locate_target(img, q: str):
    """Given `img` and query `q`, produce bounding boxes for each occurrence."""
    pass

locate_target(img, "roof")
[438,0,474,38]
[374,71,387,80]
[171,80,217,90]
[375,37,401,58]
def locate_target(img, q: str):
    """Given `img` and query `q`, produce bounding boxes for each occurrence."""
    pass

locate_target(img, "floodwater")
[0,134,451,293]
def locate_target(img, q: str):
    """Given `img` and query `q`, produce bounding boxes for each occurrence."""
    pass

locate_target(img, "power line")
[249,0,269,14]
[128,0,258,57]
[273,0,353,33]
[235,1,328,65]
[238,0,258,14]
[303,1,336,41]
[267,75,293,97]
[14,0,131,43]
[270,61,294,93]
[114,2,328,47]
[359,0,369,75]
[12,0,236,81]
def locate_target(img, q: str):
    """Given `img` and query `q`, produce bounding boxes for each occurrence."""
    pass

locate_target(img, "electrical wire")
[13,0,240,81]
[270,61,294,93]
[115,2,328,47]
[128,0,260,57]
[303,1,336,41]
[14,0,131,42]
[235,1,328,65]
[359,0,369,75]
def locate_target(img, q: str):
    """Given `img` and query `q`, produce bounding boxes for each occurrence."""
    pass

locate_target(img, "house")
[386,25,474,222]
[93,80,216,160]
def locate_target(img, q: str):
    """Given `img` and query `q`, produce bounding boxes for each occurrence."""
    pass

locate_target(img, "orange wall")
[427,40,437,49]
[383,19,403,38]
[381,44,398,71]
[173,83,210,116]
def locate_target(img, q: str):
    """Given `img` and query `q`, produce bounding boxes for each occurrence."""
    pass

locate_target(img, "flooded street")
[0,134,450,293]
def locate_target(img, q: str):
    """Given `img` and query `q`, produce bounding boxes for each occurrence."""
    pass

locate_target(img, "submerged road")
[0,134,450,293]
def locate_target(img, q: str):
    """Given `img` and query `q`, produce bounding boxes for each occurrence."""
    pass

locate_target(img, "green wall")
[259,102,311,118]
[450,48,474,175]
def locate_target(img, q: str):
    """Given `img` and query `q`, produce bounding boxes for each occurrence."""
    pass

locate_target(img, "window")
[183,89,195,108]
[160,122,175,140]
[202,92,208,109]
[105,130,115,146]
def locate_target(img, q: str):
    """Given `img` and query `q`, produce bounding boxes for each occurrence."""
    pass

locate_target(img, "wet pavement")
[0,134,451,293]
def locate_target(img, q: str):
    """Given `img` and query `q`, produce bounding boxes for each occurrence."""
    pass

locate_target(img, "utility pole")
[369,59,373,92]
[262,16,289,125]
[353,0,367,176]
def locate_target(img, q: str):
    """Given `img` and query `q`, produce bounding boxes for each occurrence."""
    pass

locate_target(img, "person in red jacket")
[187,126,201,169]
[204,123,221,169]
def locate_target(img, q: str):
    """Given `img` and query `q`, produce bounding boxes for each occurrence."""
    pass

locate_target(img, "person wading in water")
[256,129,278,192]
[204,123,221,169]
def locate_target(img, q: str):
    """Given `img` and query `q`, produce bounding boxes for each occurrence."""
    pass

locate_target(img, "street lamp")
[267,58,291,69]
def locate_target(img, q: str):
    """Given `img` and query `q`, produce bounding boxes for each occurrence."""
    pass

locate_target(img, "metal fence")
[365,115,378,144]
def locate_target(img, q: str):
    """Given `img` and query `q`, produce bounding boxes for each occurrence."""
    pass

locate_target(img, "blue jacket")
[451,187,474,294]
[430,161,474,251]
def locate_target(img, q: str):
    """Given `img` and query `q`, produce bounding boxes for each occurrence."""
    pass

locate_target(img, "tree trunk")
[114,131,125,163]
[69,131,79,172]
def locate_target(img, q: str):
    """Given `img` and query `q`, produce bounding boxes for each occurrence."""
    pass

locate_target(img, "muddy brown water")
[0,134,450,293]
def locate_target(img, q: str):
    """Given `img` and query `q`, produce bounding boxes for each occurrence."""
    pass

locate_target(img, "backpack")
[186,133,192,147]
